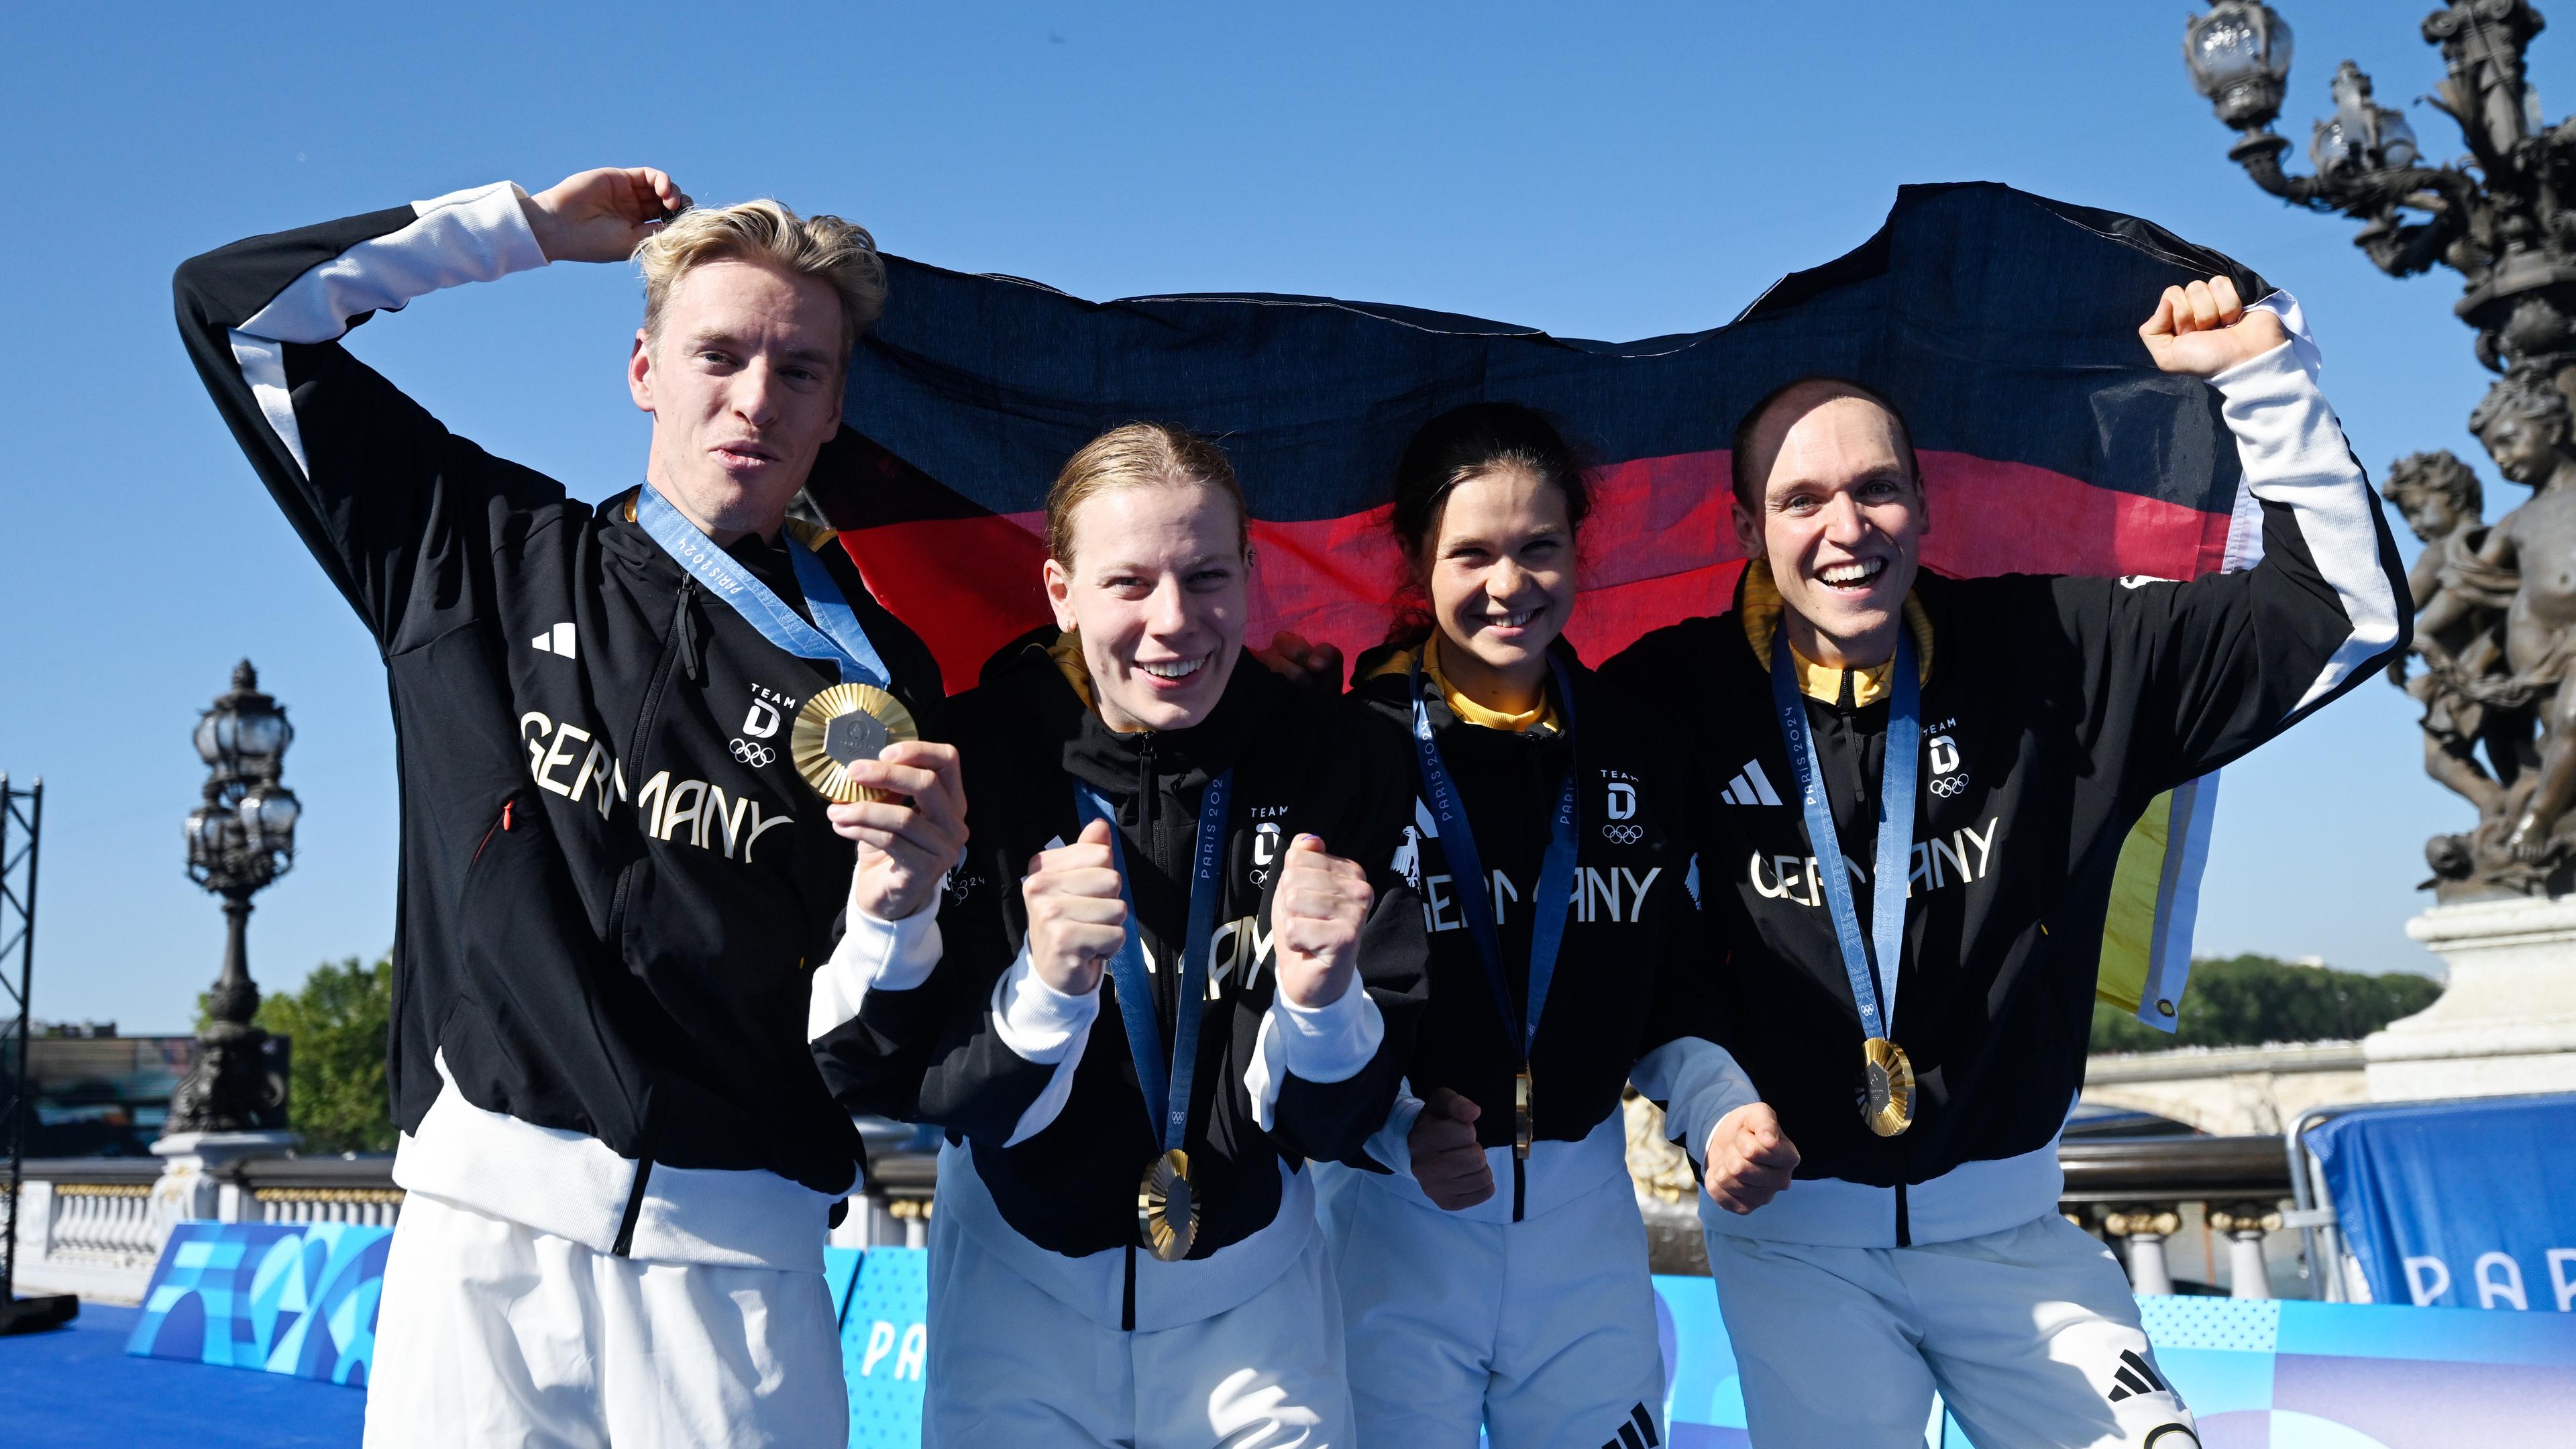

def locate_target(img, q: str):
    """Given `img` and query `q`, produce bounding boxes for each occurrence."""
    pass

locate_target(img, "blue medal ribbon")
[1074,769,1234,1153]
[1407,656,1581,1066]
[1767,629,1919,1042]
[633,483,892,688]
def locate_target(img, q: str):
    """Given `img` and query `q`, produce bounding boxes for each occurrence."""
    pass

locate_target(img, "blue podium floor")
[0,1302,366,1446]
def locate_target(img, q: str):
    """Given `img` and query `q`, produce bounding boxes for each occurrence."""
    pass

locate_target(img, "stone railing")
[242,1157,406,1228]
[8,1158,169,1302]
[1623,1098,2308,1295]
[2060,1134,2303,1299]
[12,1138,946,1303]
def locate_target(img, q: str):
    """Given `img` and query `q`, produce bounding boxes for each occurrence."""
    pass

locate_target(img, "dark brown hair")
[1385,402,1589,644]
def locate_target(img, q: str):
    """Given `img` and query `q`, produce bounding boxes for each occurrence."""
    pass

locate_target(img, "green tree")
[2091,953,2443,1054]
[201,954,396,1152]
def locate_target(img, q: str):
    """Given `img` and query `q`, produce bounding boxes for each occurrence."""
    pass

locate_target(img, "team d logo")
[1603,780,1644,845]
[1927,732,1970,798]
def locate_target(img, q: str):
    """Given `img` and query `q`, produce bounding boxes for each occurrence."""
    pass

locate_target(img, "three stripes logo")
[2106,1348,2170,1403]
[1717,759,1783,808]
[1597,1402,1660,1449]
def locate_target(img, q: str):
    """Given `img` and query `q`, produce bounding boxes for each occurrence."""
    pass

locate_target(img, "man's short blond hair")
[633,199,888,358]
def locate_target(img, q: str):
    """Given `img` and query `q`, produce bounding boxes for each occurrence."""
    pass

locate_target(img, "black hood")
[991,639,1285,828]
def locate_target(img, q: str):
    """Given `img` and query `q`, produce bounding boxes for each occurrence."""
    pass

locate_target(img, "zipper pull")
[502,800,514,832]
[674,578,705,684]
[1136,737,1157,830]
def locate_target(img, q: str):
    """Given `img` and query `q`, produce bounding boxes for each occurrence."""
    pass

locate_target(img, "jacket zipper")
[469,798,516,865]
[630,576,695,763]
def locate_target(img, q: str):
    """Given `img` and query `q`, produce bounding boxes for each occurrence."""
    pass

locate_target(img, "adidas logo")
[1597,1401,1660,1449]
[1717,759,1782,808]
[2106,1348,2170,1403]
[529,622,577,659]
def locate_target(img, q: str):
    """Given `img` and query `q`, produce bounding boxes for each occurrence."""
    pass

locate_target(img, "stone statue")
[2408,369,2576,893]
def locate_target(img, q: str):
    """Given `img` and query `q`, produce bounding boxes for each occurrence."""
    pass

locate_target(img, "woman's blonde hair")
[634,199,887,356]
[1044,423,1248,564]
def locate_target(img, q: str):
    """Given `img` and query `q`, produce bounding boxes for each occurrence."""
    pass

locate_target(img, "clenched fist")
[1408,1087,1495,1210]
[1269,833,1374,1008]
[2139,274,2287,379]
[1703,1102,1800,1216]
[828,740,967,922]
[521,166,692,264]
[1020,818,1129,996]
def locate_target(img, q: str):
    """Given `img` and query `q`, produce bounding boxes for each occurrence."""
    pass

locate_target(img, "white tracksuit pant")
[1701,1214,2198,1449]
[1318,1119,1667,1449]
[362,1191,848,1448]
[922,1166,1354,1448]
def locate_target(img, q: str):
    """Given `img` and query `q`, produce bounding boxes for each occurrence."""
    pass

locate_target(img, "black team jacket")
[814,640,1428,1330]
[1342,643,1755,1224]
[1601,322,2408,1248]
[174,181,943,1271]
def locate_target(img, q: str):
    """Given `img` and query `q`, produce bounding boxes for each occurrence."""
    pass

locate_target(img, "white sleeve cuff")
[994,943,1099,1146]
[1629,1037,1761,1168]
[1362,1084,1426,1175]
[2206,288,2402,712]
[991,944,1102,1063]
[805,892,944,1041]
[238,180,551,345]
[1243,975,1385,1132]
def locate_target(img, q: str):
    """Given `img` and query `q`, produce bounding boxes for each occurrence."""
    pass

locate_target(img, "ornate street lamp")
[2181,1,2576,896]
[2182,1,2565,374]
[167,660,297,1134]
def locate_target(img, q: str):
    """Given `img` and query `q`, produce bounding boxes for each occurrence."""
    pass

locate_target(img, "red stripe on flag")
[839,449,2236,694]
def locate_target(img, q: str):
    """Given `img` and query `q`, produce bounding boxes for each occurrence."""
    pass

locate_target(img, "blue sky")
[0,1,2529,1028]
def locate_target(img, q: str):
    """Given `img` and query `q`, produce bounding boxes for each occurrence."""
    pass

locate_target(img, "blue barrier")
[117,1229,2576,1444]
[2306,1093,2576,1311]
[125,1222,392,1385]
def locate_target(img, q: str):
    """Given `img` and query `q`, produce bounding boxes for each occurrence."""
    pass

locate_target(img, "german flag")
[806,181,2273,1035]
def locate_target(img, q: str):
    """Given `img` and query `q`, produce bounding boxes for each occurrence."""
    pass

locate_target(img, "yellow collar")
[1366,635,1564,734]
[1739,560,1934,707]
[1048,629,1106,719]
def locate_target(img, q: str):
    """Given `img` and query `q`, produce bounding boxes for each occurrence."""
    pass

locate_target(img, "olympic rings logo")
[730,739,777,769]
[1928,776,1970,798]
[1602,822,1644,845]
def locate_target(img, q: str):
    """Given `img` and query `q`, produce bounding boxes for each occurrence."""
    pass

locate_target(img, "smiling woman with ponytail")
[1317,401,1762,1449]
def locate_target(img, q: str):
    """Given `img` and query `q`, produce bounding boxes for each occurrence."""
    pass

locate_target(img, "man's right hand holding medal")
[828,742,968,923]
[1021,817,1130,994]
[1704,1101,1800,1216]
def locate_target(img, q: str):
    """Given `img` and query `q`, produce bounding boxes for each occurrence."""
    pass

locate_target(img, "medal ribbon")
[1074,769,1234,1153]
[1407,657,1581,1063]
[634,483,892,688]
[1767,629,1919,1042]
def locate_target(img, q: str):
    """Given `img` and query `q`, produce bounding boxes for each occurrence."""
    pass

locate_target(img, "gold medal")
[790,684,918,802]
[1137,1147,1199,1262]
[1513,1068,1535,1160]
[1862,1037,1915,1137]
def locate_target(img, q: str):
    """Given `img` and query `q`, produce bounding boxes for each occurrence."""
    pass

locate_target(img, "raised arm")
[2078,280,2410,791]
[171,167,684,651]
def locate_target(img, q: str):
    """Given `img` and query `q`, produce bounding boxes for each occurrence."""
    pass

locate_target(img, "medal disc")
[790,684,918,803]
[1861,1038,1915,1137]
[1137,1148,1199,1262]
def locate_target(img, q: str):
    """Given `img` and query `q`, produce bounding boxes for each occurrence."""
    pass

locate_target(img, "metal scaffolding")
[1,774,76,1332]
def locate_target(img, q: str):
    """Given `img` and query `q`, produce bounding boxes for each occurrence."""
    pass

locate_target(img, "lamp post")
[2182,1,2566,373]
[166,659,298,1136]
[2184,1,2576,892]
